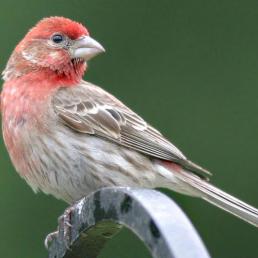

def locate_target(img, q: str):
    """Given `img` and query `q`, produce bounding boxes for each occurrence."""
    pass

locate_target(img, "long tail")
[175,169,258,227]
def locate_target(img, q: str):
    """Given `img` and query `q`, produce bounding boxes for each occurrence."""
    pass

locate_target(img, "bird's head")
[2,17,105,82]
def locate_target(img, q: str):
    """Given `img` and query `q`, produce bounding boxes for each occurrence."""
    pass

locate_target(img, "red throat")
[36,60,87,86]
[3,53,87,86]
[1,62,86,128]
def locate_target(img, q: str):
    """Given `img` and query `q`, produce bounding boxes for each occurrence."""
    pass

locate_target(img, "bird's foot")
[44,206,75,250]
[59,206,75,249]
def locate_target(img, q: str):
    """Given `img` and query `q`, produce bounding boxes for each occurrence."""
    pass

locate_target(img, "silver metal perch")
[47,187,210,258]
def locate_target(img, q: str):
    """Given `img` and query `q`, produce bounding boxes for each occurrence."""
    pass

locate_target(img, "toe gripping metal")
[47,187,210,258]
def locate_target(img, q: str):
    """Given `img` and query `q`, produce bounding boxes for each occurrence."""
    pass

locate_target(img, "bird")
[1,16,258,230]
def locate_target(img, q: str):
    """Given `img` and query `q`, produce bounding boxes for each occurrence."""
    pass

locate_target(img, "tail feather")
[177,170,258,227]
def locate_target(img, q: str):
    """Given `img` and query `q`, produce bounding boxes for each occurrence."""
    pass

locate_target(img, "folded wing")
[53,81,210,178]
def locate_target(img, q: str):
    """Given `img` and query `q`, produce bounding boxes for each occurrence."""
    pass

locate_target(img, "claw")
[44,231,58,249]
[45,206,75,250]
[62,206,75,249]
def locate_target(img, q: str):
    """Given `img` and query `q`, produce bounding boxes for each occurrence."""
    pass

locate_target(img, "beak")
[71,36,105,61]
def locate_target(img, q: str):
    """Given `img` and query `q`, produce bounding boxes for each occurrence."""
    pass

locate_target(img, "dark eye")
[52,34,64,44]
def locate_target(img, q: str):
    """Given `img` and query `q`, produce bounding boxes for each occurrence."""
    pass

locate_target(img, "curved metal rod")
[48,187,210,258]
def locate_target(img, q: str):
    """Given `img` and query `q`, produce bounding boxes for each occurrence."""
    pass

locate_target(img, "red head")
[2,17,105,83]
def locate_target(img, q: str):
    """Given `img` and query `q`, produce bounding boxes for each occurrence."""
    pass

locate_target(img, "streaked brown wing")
[53,81,210,177]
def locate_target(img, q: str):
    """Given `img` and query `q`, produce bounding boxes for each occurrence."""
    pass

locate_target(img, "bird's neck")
[2,52,86,85]
[20,65,86,86]
[1,67,84,128]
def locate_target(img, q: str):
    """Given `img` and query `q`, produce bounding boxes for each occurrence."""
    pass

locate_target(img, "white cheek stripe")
[22,51,37,63]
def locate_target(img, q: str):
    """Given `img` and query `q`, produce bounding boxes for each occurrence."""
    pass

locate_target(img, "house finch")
[1,16,258,228]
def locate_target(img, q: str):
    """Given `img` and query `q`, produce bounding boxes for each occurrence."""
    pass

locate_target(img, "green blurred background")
[1,0,258,257]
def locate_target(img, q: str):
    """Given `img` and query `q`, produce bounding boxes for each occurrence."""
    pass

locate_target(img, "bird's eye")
[52,34,64,44]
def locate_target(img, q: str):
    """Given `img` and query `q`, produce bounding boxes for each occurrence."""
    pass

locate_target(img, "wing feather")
[53,81,211,177]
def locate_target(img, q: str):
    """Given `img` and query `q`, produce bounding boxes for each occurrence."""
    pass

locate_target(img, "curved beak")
[71,36,105,61]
